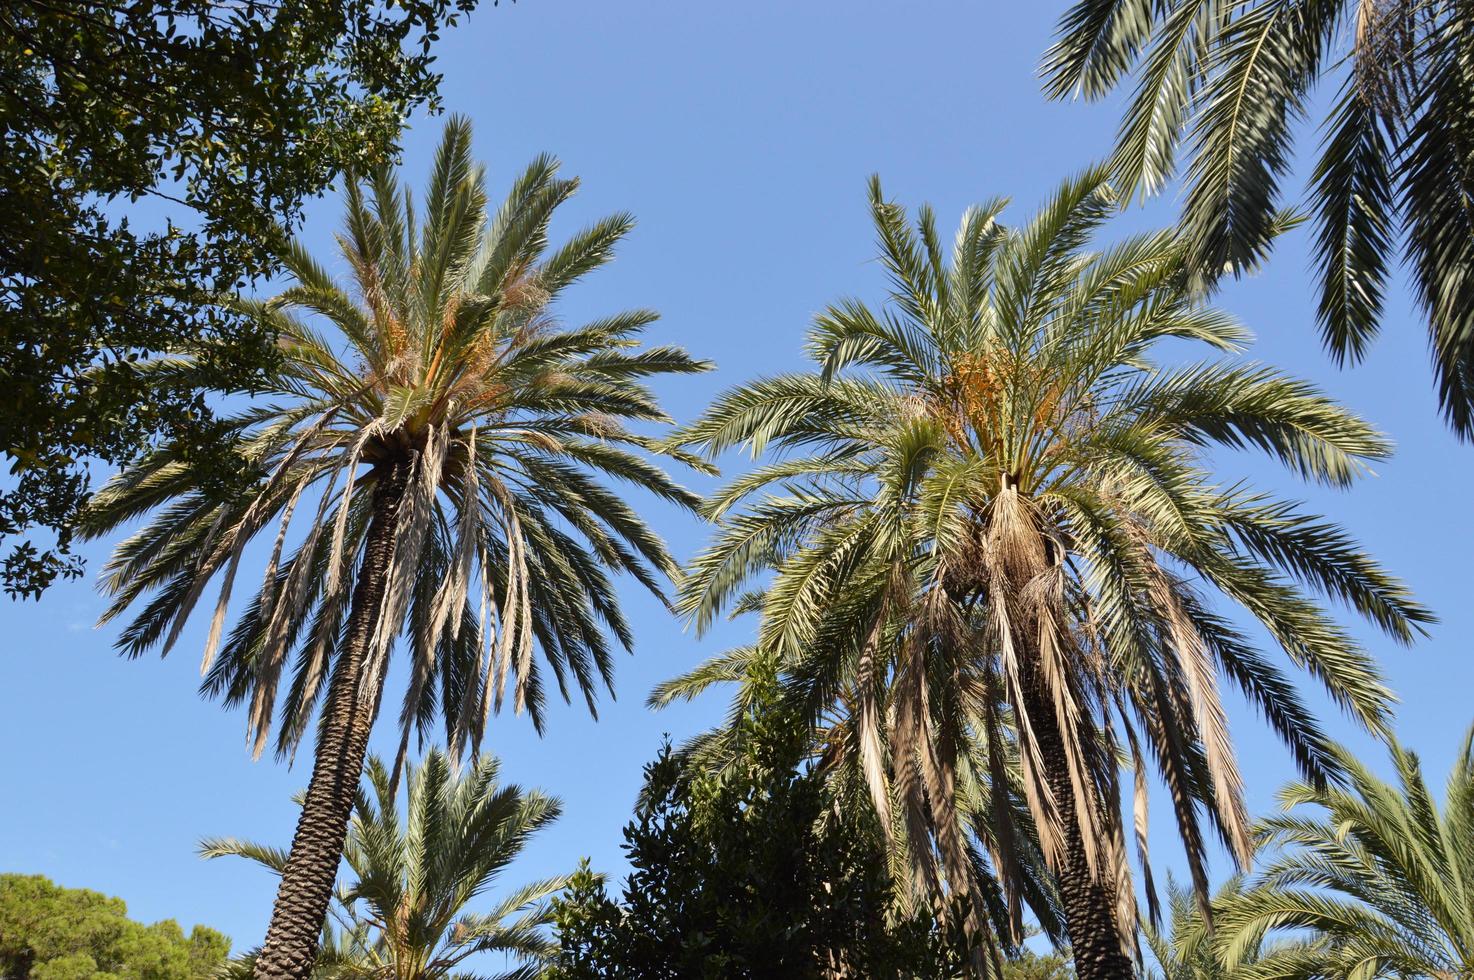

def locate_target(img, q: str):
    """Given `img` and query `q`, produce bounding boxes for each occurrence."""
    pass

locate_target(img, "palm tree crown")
[82,115,707,763]
[207,750,567,980]
[1044,0,1474,435]
[1213,728,1474,978]
[671,172,1430,978]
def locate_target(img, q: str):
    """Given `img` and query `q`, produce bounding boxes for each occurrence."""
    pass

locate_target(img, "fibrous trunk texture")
[253,461,411,980]
[1017,660,1135,980]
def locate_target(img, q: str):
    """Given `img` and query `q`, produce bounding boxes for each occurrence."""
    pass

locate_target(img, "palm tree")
[1211,727,1474,978]
[1141,878,1310,979]
[206,750,567,980]
[78,117,707,979]
[669,172,1430,979]
[1043,0,1474,435]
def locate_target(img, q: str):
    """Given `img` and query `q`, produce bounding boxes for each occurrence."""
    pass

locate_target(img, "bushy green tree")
[547,724,972,979]
[80,117,706,979]
[0,0,489,598]
[1003,948,1074,980]
[0,874,229,980]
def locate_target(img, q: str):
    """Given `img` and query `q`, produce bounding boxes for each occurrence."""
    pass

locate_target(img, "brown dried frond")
[340,233,385,311]
[503,269,551,313]
[987,486,1049,588]
[440,290,465,339]
[493,254,552,324]
[380,345,421,388]
[574,412,621,438]
[1355,0,1423,117]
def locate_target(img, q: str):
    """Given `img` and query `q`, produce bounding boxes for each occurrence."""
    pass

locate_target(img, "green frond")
[1311,79,1396,367]
[647,645,764,709]
[1124,361,1392,486]
[198,837,293,874]
[1041,0,1162,101]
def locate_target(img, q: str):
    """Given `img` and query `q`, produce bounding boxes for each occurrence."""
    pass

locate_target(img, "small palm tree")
[1141,878,1310,979]
[1211,727,1474,978]
[671,172,1429,979]
[206,750,566,980]
[1143,880,1231,980]
[79,117,707,978]
[1043,0,1474,435]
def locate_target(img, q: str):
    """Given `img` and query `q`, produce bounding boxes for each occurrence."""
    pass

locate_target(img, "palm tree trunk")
[1017,662,1135,980]
[254,460,412,980]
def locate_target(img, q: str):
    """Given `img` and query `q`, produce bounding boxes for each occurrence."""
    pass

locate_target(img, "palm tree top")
[680,170,1388,481]
[81,116,711,763]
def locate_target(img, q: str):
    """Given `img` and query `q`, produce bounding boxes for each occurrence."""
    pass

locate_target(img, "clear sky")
[3,0,1471,956]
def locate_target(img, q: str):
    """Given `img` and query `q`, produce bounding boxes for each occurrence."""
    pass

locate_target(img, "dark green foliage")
[1002,949,1074,980]
[0,0,485,597]
[0,873,229,980]
[547,733,969,978]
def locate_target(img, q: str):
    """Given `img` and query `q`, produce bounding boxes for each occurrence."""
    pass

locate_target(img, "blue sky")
[3,0,1472,955]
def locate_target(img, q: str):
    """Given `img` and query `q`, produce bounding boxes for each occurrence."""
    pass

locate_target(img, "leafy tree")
[546,723,973,979]
[1043,0,1474,436]
[1211,727,1474,978]
[0,0,488,597]
[79,116,707,979]
[0,873,229,979]
[670,173,1430,979]
[1003,947,1074,980]
[206,749,566,980]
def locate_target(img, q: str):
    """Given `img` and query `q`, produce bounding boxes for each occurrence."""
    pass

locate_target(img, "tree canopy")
[547,723,973,979]
[0,874,229,980]
[0,0,486,598]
